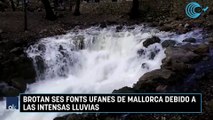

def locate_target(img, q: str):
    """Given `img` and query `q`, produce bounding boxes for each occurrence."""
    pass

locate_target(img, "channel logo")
[6,97,19,110]
[185,2,208,19]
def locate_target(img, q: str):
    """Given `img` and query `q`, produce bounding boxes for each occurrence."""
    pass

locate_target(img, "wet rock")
[141,63,149,69]
[175,43,209,57]
[54,116,66,120]
[180,43,199,51]
[164,47,200,63]
[138,69,174,82]
[17,54,36,82]
[143,36,161,48]
[156,85,167,92]
[161,40,176,48]
[161,46,204,73]
[100,22,107,28]
[116,25,123,32]
[134,69,175,92]
[149,51,157,59]
[0,50,36,94]
[73,35,85,49]
[35,56,45,75]
[113,86,138,93]
[0,82,20,96]
[163,60,192,72]
[137,49,145,56]
[38,44,46,52]
[10,78,27,92]
[193,44,209,54]
[183,38,196,43]
[0,82,7,89]
[148,47,160,59]
[59,45,64,51]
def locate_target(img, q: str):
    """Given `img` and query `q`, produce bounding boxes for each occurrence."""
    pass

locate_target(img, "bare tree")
[73,0,80,16]
[16,0,20,7]
[41,0,57,20]
[9,0,15,11]
[69,0,73,11]
[130,0,140,19]
[0,0,9,11]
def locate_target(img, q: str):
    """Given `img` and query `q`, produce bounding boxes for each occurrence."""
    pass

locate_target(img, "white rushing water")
[0,25,203,120]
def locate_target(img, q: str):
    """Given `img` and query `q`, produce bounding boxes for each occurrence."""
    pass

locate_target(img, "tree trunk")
[24,0,27,31]
[9,0,15,11]
[130,0,140,19]
[69,0,73,11]
[41,0,57,20]
[16,0,20,7]
[73,0,80,16]
[53,0,59,9]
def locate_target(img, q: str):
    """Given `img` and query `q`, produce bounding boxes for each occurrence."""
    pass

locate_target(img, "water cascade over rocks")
[0,25,203,120]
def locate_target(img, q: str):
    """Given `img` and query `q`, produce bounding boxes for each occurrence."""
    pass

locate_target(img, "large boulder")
[10,78,27,92]
[161,40,176,48]
[133,69,176,92]
[113,86,138,93]
[0,50,36,95]
[143,36,161,48]
[164,47,200,63]
[0,82,20,96]
[161,47,200,72]
[182,38,196,43]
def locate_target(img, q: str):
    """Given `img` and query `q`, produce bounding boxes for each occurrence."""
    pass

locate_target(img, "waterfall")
[0,25,203,120]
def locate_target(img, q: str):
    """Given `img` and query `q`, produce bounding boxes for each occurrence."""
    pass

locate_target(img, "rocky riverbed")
[53,16,213,120]
[54,33,213,120]
[0,1,213,119]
